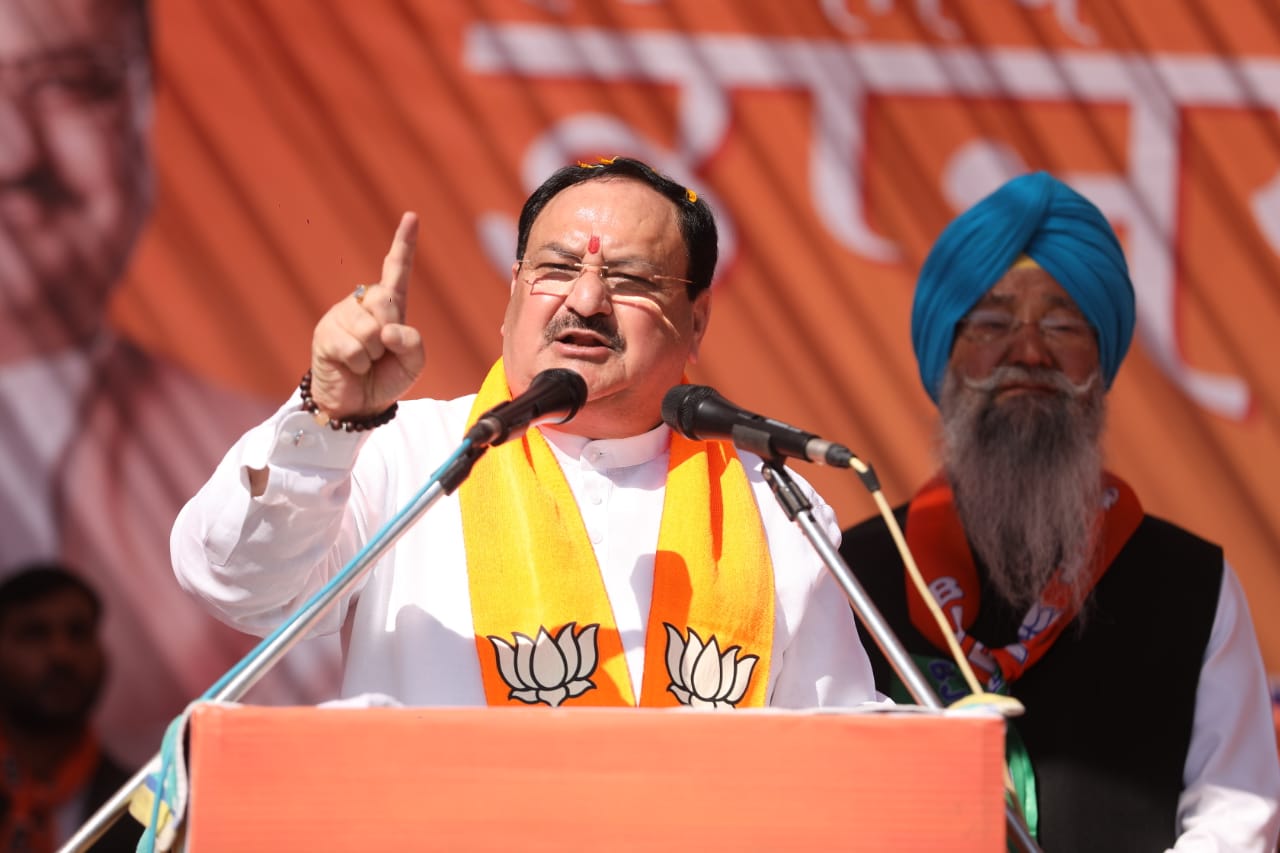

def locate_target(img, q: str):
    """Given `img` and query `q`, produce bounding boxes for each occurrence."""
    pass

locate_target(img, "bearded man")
[840,171,1280,851]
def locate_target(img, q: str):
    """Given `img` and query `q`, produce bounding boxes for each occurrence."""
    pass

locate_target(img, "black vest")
[841,509,1222,852]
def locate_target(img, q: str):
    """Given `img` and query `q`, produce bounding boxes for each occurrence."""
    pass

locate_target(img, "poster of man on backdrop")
[0,0,340,765]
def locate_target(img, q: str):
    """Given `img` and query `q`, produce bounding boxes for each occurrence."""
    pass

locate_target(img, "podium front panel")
[187,705,1005,851]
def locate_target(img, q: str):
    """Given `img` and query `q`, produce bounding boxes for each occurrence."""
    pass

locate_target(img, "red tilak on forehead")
[587,235,600,254]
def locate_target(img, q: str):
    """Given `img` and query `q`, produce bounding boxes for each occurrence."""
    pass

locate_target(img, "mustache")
[961,366,1098,397]
[543,312,624,350]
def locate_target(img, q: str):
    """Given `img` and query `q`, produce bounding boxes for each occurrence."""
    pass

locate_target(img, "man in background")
[0,564,142,852]
[840,171,1280,850]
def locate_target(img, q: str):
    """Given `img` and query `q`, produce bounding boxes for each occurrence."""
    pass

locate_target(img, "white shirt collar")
[539,422,670,471]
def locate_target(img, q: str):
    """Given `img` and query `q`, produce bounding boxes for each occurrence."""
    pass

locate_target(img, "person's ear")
[687,289,712,364]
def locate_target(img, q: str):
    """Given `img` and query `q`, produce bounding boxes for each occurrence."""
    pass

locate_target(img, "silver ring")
[353,284,368,304]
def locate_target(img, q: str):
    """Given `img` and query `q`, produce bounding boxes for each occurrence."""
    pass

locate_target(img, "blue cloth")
[910,171,1135,403]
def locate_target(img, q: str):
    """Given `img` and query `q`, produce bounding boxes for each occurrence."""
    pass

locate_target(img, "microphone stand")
[58,440,489,853]
[757,457,1042,853]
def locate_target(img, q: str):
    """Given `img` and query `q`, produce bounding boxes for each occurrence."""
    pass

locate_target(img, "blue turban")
[910,171,1135,404]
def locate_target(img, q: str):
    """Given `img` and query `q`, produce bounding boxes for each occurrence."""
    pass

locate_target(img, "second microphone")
[661,384,856,467]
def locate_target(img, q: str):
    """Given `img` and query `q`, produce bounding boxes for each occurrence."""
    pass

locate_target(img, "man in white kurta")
[171,156,880,710]
[172,394,875,707]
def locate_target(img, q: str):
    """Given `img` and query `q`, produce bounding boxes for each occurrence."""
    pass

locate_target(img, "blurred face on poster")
[0,0,152,362]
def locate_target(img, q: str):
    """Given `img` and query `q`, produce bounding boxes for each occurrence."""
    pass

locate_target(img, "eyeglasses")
[517,257,692,302]
[0,45,143,120]
[957,308,1095,349]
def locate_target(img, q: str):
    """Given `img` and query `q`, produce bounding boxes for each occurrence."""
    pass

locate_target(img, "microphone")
[661,384,855,467]
[465,368,589,447]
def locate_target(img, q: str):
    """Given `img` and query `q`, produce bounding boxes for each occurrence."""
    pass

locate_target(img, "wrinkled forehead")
[0,0,140,58]
[528,178,683,254]
[978,265,1085,313]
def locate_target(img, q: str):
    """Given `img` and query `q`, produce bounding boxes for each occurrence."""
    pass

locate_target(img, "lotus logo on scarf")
[663,624,759,708]
[488,622,599,706]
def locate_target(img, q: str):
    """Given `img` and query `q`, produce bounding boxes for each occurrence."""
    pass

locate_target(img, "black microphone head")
[466,367,589,447]
[529,367,589,424]
[660,384,720,438]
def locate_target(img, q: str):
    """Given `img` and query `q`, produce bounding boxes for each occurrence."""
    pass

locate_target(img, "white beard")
[938,365,1106,615]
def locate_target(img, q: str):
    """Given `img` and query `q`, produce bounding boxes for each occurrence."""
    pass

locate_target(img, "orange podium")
[186,704,1005,851]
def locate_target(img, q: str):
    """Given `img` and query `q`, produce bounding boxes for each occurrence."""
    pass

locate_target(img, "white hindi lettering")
[466,22,1280,418]
[821,0,1097,45]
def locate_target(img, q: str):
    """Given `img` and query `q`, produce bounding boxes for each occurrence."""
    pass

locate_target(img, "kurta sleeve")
[1172,561,1280,851]
[170,392,384,637]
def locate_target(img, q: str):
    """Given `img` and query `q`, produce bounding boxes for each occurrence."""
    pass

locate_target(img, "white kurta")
[1173,565,1280,851]
[171,393,880,708]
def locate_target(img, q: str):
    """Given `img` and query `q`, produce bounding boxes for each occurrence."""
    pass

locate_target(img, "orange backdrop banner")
[91,0,1280,752]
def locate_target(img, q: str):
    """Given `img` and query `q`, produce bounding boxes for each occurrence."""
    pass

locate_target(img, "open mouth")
[551,326,620,354]
[559,329,607,346]
[544,311,624,355]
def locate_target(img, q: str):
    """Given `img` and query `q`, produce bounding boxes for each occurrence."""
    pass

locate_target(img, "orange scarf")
[458,360,775,708]
[0,729,100,853]
[905,471,1143,690]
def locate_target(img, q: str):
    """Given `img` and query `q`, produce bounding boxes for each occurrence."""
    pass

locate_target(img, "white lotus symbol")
[488,622,599,707]
[664,624,759,709]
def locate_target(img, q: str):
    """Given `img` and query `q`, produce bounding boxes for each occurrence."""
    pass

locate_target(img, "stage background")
[100,0,1280,746]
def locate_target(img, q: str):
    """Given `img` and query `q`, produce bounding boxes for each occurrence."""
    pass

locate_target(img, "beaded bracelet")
[298,369,398,432]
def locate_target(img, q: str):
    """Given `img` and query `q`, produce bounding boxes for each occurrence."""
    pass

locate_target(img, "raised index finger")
[381,211,420,318]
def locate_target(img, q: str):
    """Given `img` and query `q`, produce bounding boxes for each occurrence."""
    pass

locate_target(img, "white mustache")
[961,366,1098,397]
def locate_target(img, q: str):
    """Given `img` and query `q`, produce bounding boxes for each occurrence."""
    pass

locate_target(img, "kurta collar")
[539,422,670,471]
